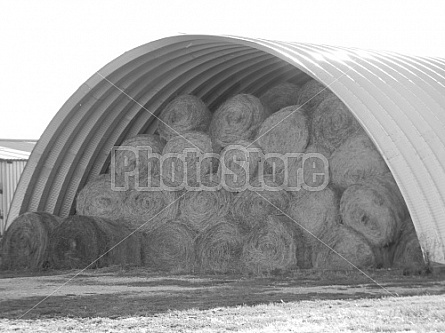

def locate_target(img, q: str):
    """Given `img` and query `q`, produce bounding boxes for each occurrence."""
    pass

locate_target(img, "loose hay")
[0,212,62,270]
[161,131,214,187]
[297,79,332,115]
[121,179,179,231]
[330,134,390,191]
[178,174,233,232]
[144,220,196,273]
[287,186,340,244]
[231,175,291,232]
[311,93,363,152]
[393,217,425,271]
[157,95,212,142]
[76,174,124,219]
[241,215,304,274]
[113,134,164,188]
[340,176,406,247]
[313,225,377,270]
[259,82,300,114]
[49,215,143,269]
[218,140,263,192]
[209,94,269,152]
[255,105,309,172]
[195,218,243,274]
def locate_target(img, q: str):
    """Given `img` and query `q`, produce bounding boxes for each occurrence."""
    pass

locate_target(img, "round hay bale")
[113,134,164,189]
[161,131,214,188]
[297,79,332,115]
[231,175,291,232]
[195,218,244,274]
[144,220,196,273]
[178,174,233,232]
[0,212,62,270]
[75,174,124,219]
[330,134,390,191]
[275,143,331,193]
[311,93,363,152]
[49,215,143,269]
[241,215,304,274]
[218,140,263,192]
[121,179,179,231]
[393,217,424,271]
[259,82,300,114]
[209,94,269,152]
[255,105,309,172]
[287,186,341,244]
[157,95,212,142]
[340,176,406,247]
[313,225,377,270]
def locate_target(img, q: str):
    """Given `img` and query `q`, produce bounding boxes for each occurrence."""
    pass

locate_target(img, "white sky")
[1,0,444,140]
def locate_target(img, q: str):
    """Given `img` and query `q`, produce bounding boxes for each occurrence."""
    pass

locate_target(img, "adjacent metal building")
[0,140,35,234]
[6,35,445,263]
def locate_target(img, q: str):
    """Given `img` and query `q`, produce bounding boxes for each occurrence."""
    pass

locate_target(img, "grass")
[0,295,444,332]
[0,266,444,332]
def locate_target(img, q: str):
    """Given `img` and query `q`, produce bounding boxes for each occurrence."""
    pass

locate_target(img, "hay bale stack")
[313,225,377,270]
[340,176,407,247]
[288,186,340,244]
[178,174,233,232]
[255,105,309,172]
[113,134,164,189]
[241,215,305,274]
[330,134,390,191]
[161,131,214,187]
[209,94,269,153]
[76,174,124,219]
[297,79,332,115]
[393,217,424,271]
[49,215,143,269]
[121,179,179,231]
[195,218,244,274]
[218,140,263,192]
[276,143,330,193]
[143,221,196,273]
[157,95,212,142]
[231,175,290,232]
[0,212,62,270]
[259,82,300,114]
[311,93,363,152]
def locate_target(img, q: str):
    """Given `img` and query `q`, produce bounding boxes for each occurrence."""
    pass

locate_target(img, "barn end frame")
[6,35,445,264]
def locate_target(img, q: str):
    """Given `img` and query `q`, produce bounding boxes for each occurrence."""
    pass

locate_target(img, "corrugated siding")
[0,159,27,234]
[6,35,445,263]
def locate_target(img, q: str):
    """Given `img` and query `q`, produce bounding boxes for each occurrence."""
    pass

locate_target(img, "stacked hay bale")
[161,131,214,187]
[113,134,165,189]
[157,95,212,142]
[241,215,308,274]
[195,217,244,274]
[178,174,233,232]
[49,215,143,269]
[218,139,263,191]
[255,105,310,173]
[0,212,62,270]
[209,94,269,153]
[259,82,300,114]
[143,220,196,273]
[1,83,416,275]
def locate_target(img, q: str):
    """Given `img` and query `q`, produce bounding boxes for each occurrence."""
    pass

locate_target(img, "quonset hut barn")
[5,35,445,266]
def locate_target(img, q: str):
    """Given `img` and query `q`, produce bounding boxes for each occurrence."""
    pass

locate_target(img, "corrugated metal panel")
[6,35,445,263]
[0,147,31,160]
[0,159,27,234]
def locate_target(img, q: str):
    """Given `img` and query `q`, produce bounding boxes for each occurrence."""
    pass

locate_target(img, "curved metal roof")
[7,35,445,263]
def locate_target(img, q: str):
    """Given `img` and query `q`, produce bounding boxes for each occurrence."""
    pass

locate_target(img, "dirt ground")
[1,266,444,320]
